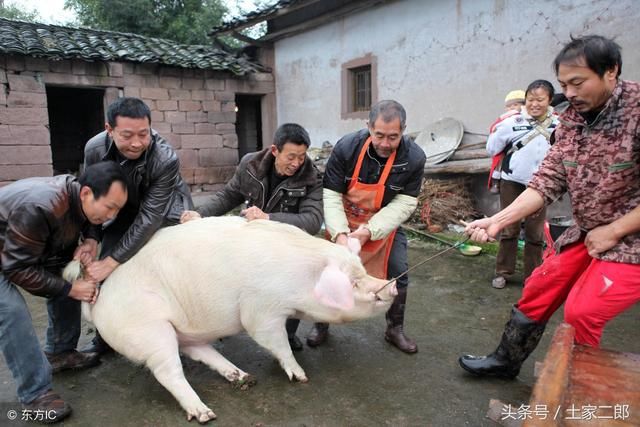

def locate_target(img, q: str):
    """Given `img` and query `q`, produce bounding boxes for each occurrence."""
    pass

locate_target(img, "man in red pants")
[459,34,640,378]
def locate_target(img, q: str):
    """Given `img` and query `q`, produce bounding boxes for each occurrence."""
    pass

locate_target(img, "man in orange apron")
[307,100,426,354]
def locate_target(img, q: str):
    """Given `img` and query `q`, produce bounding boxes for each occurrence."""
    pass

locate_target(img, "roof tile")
[0,17,265,75]
[210,0,304,34]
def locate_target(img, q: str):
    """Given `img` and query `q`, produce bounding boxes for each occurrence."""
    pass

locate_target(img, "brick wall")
[0,54,275,191]
[0,57,51,186]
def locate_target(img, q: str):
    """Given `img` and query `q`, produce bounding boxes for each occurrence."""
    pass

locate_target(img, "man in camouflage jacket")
[459,35,640,379]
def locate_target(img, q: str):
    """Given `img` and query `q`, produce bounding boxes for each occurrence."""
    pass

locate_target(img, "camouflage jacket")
[529,79,640,264]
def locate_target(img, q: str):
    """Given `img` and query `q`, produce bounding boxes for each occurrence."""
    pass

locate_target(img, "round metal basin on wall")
[415,117,464,165]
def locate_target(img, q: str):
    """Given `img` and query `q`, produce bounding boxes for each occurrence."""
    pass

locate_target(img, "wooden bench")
[520,323,640,426]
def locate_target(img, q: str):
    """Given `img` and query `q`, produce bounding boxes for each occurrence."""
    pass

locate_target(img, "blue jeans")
[0,272,80,403]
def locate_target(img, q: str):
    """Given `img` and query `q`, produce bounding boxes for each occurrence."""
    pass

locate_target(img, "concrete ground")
[1,237,639,426]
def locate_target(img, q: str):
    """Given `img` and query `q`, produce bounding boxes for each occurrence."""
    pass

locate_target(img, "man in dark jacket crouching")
[181,123,323,351]
[0,161,127,423]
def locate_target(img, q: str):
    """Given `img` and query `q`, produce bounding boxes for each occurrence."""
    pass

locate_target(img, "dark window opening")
[351,65,371,112]
[46,86,105,175]
[235,95,263,159]
[341,55,376,120]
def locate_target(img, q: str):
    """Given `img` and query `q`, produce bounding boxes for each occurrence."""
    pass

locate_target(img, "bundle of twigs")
[410,178,477,231]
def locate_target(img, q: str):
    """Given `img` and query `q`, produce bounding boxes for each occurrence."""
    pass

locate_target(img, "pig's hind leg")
[241,311,308,382]
[125,321,217,423]
[180,344,254,387]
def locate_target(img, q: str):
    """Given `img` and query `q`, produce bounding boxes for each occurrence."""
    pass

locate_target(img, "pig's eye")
[352,281,359,288]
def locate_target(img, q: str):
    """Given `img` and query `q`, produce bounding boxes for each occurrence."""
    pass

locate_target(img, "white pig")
[65,216,397,423]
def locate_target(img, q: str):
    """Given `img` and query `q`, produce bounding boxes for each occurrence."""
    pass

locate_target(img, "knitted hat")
[504,90,526,104]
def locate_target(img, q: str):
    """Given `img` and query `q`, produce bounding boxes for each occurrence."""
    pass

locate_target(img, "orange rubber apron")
[342,137,397,279]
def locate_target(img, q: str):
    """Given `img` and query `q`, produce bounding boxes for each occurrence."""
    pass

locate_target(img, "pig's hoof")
[296,375,309,383]
[288,370,308,383]
[225,369,247,382]
[186,406,216,424]
[285,366,308,383]
[231,374,257,390]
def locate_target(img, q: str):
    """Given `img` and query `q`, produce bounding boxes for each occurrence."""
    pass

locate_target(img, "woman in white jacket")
[486,80,558,289]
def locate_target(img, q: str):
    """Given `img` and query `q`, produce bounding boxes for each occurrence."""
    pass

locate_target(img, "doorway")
[46,86,105,175]
[235,94,263,158]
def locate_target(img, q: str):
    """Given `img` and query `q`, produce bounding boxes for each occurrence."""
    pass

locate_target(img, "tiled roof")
[0,17,265,75]
[210,0,306,34]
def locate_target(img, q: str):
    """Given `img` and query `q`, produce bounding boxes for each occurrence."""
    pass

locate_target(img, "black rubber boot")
[384,287,418,354]
[306,323,329,347]
[80,331,114,356]
[286,318,303,352]
[459,306,545,379]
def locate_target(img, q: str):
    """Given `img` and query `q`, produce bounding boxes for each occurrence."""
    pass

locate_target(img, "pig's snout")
[373,279,397,304]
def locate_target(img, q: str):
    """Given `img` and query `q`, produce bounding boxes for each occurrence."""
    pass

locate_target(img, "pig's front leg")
[241,311,308,382]
[141,323,217,423]
[180,344,253,386]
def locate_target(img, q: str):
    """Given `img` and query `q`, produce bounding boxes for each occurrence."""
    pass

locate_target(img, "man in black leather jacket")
[180,123,323,350]
[0,161,127,422]
[79,97,193,354]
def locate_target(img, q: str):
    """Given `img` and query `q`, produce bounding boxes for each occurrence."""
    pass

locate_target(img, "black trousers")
[387,227,409,289]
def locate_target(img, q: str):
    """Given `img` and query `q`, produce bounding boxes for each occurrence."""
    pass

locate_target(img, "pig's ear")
[346,237,361,255]
[313,263,354,311]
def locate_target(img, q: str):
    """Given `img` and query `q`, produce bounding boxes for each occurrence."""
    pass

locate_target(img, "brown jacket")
[197,148,323,235]
[0,175,89,297]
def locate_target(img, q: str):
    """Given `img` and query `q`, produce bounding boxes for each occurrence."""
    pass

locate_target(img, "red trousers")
[517,241,640,347]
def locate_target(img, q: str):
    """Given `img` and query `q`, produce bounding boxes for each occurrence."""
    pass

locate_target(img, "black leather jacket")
[197,147,323,235]
[84,130,193,263]
[0,175,89,297]
[323,129,426,206]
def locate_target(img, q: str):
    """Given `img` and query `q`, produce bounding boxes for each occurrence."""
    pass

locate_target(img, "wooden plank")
[525,325,640,426]
[569,371,640,395]
[457,141,487,150]
[572,346,640,373]
[570,359,640,390]
[564,346,640,427]
[523,323,575,427]
[450,149,490,161]
[423,158,491,174]
[567,381,640,407]
[569,375,640,401]
[565,346,640,426]
[460,131,488,147]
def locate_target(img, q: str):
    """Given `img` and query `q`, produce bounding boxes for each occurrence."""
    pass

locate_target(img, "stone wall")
[0,54,275,191]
